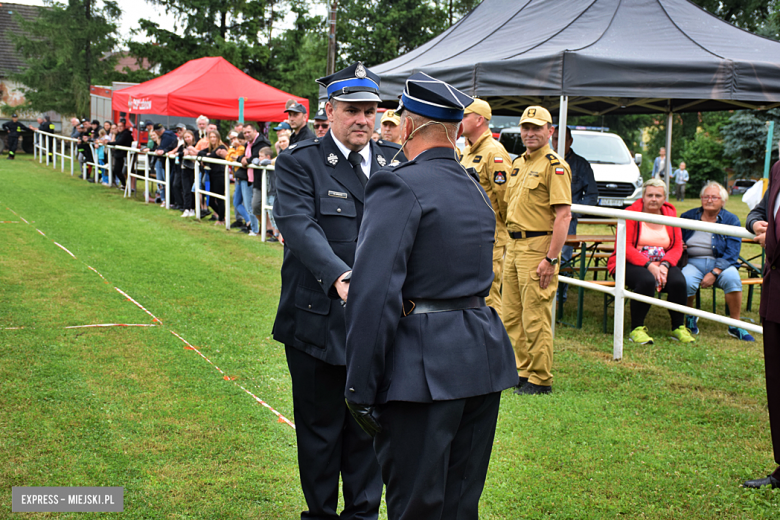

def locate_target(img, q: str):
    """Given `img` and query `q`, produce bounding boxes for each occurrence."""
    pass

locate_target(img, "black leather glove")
[346,400,382,438]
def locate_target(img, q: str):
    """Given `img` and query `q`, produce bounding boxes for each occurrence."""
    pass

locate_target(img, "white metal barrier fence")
[32,131,275,240]
[564,203,762,361]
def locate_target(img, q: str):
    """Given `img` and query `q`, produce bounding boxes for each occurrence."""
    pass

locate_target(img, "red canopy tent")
[111,56,308,122]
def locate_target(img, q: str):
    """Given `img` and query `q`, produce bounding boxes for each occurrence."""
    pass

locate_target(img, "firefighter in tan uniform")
[503,106,571,395]
[459,99,512,318]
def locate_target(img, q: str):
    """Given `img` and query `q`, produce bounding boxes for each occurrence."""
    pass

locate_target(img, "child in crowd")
[96,129,109,185]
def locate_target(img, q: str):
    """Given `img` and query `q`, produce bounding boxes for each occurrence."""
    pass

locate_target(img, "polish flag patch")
[555,167,565,175]
[494,157,503,163]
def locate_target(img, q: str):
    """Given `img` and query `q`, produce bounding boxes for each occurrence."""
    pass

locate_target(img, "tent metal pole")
[557,95,568,157]
[665,111,673,194]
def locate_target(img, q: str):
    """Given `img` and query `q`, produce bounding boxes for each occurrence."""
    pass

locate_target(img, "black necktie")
[348,151,367,188]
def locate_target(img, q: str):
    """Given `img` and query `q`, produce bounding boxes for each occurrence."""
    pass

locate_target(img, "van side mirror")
[634,153,642,166]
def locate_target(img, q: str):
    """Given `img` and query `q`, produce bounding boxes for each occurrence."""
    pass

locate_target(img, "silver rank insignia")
[377,155,386,167]
[355,62,367,79]
[289,144,297,149]
[327,153,339,165]
[390,160,401,166]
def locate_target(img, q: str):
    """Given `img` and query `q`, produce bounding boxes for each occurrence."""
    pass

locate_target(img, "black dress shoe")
[743,475,780,489]
[515,376,528,389]
[514,382,552,395]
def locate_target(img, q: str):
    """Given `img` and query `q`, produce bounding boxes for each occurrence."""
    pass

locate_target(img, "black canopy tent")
[371,0,780,181]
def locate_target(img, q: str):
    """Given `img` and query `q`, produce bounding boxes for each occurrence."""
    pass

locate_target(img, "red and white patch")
[494,157,504,163]
[555,167,565,175]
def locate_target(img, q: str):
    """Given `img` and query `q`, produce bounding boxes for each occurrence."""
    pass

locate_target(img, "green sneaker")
[629,326,654,345]
[669,325,696,343]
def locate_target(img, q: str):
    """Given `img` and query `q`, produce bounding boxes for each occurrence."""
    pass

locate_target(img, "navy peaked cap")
[396,72,473,122]
[317,62,381,102]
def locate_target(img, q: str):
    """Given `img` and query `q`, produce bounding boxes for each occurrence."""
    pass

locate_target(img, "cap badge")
[377,155,386,167]
[328,153,339,165]
[528,108,536,117]
[355,63,367,79]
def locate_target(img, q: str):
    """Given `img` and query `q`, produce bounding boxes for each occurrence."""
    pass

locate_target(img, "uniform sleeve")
[345,170,421,405]
[482,148,511,225]
[273,152,351,295]
[746,188,769,233]
[548,161,572,206]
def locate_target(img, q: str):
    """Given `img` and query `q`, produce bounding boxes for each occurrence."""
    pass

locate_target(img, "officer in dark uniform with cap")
[313,108,329,138]
[2,114,30,160]
[344,72,517,520]
[272,61,405,520]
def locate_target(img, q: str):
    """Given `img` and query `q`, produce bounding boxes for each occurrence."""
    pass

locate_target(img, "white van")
[498,128,644,208]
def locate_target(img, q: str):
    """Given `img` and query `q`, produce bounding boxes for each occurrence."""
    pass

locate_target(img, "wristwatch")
[545,256,559,266]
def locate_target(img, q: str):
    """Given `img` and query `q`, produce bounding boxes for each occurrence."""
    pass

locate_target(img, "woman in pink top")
[607,179,693,344]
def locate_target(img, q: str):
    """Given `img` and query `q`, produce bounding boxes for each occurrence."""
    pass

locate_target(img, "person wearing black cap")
[3,114,30,160]
[342,72,517,520]
[285,102,315,144]
[35,114,56,160]
[312,108,329,138]
[77,118,96,181]
[272,61,405,520]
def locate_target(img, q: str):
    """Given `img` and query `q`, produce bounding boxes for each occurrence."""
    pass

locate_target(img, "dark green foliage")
[722,109,780,179]
[335,0,480,68]
[690,0,779,39]
[10,0,121,117]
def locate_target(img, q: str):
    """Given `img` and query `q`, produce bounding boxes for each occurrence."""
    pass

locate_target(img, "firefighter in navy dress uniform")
[272,61,405,520]
[2,114,30,160]
[343,72,518,520]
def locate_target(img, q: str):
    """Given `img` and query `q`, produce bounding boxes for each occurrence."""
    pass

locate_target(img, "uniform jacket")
[460,130,511,248]
[565,148,598,214]
[272,132,405,365]
[3,121,30,136]
[505,143,571,232]
[344,147,518,405]
[606,199,683,275]
[746,160,780,322]
[680,207,741,271]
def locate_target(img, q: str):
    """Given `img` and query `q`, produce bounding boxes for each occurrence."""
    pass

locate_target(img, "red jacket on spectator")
[607,198,683,275]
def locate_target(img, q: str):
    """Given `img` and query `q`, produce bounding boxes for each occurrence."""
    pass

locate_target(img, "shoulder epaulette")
[376,139,402,151]
[285,139,320,154]
[545,152,562,166]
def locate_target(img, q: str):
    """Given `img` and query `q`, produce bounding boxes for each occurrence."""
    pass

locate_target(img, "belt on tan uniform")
[508,231,552,239]
[402,296,485,317]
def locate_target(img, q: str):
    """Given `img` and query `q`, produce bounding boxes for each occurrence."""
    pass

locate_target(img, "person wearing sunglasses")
[680,181,754,341]
[313,108,330,138]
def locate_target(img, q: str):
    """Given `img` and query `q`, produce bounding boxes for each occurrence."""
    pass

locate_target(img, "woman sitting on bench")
[607,179,693,345]
[680,181,754,341]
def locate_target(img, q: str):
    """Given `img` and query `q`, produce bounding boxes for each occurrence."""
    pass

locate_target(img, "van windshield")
[571,133,632,165]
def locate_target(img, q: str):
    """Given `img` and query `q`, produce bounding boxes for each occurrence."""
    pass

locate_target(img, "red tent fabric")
[111,57,308,121]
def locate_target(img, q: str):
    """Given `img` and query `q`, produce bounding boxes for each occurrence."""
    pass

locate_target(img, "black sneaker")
[231,219,245,228]
[209,215,218,221]
[514,382,552,395]
[239,226,250,234]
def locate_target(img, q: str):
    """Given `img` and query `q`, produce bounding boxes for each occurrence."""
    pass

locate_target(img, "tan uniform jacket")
[460,130,512,247]
[505,143,572,232]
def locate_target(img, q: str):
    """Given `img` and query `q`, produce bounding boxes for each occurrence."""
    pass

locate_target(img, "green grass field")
[1,155,778,519]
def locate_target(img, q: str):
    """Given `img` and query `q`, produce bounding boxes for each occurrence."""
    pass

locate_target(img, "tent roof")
[112,57,308,121]
[373,0,780,116]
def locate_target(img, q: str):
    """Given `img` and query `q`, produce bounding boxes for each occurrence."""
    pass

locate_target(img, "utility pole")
[326,0,338,75]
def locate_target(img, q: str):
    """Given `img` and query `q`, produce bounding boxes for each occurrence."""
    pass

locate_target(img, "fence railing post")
[165,157,171,210]
[225,166,231,230]
[45,135,49,166]
[107,149,113,188]
[261,168,268,243]
[144,153,150,203]
[613,218,627,361]
[61,139,65,171]
[194,160,201,220]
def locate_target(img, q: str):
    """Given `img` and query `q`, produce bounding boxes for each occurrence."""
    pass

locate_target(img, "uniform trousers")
[374,393,501,520]
[763,320,780,469]
[285,346,382,520]
[502,235,557,386]
[8,135,18,156]
[487,241,505,319]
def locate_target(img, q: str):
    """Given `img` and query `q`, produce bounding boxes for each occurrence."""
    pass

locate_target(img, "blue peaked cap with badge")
[396,72,474,122]
[317,62,381,103]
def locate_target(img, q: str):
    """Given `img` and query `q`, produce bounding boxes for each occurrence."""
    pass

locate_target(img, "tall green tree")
[128,0,282,78]
[11,0,121,117]
[335,0,480,68]
[722,109,780,179]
